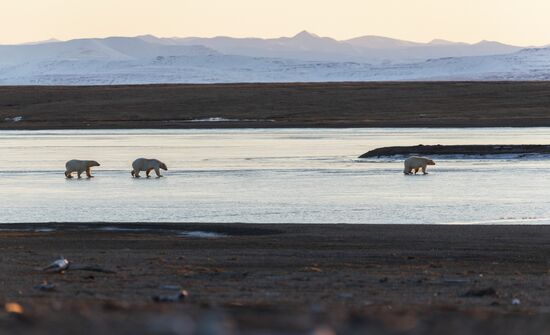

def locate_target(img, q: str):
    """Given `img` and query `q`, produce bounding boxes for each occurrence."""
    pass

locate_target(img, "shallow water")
[1,128,550,224]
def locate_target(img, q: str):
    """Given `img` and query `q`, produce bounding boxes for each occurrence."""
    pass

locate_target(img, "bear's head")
[159,162,168,171]
[89,160,100,167]
[426,159,436,166]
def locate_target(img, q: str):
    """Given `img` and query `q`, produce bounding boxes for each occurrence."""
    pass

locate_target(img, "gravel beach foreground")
[1,223,549,334]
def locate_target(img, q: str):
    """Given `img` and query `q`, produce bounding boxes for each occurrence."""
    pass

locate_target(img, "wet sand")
[1,223,550,334]
[2,82,550,129]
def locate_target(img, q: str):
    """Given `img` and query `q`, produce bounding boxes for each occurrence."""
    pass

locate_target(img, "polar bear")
[131,158,168,178]
[65,160,100,179]
[404,156,435,175]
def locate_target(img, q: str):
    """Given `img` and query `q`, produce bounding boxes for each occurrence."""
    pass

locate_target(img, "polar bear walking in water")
[65,160,100,178]
[131,158,168,178]
[404,156,435,175]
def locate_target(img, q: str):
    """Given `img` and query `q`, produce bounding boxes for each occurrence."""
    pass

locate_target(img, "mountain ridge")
[3,32,528,62]
[0,32,549,84]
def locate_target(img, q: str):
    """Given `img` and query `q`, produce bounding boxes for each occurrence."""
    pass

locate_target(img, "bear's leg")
[65,170,73,179]
[404,164,411,175]
[77,170,83,179]
[414,168,420,174]
[146,168,153,178]
[134,170,141,178]
[422,166,428,174]
[155,168,163,177]
[86,167,94,178]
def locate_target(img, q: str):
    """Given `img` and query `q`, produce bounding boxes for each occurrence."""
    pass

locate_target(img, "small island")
[359,144,550,158]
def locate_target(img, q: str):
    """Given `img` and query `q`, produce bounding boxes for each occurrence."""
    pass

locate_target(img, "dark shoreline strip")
[0,222,283,236]
[3,82,550,129]
[359,144,550,158]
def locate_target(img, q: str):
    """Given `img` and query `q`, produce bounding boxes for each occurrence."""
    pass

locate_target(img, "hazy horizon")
[1,0,549,46]
[2,30,544,47]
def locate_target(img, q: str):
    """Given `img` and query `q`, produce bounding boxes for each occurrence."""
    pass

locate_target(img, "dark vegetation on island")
[1,82,550,129]
[359,144,550,158]
[1,223,549,334]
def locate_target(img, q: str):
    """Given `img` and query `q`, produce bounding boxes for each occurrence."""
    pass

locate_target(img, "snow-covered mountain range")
[0,32,549,84]
[167,31,523,62]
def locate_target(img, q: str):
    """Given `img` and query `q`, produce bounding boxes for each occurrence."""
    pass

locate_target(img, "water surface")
[1,128,550,224]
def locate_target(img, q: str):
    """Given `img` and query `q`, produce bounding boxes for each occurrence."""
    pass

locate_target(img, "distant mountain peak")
[136,34,159,41]
[292,31,320,39]
[345,35,423,49]
[136,34,165,43]
[476,40,502,45]
[429,39,456,45]
[20,38,61,46]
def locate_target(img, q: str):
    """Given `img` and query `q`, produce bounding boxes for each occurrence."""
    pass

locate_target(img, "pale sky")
[1,0,549,46]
